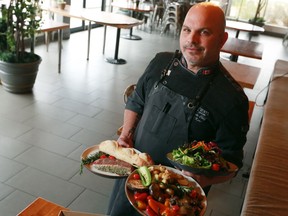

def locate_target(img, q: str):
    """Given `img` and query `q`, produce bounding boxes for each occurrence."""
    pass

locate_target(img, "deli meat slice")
[93,158,134,176]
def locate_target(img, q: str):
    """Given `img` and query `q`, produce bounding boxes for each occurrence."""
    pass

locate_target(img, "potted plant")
[57,0,66,10]
[249,0,267,27]
[0,0,42,93]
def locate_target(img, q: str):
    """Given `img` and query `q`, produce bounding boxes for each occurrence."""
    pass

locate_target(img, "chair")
[117,84,136,135]
[160,2,190,37]
[161,2,180,37]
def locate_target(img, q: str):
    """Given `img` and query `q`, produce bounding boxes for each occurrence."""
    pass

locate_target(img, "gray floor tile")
[68,189,110,214]
[18,128,81,156]
[6,167,84,207]
[0,182,14,200]
[70,168,115,196]
[23,101,78,122]
[23,114,81,138]
[14,147,80,180]
[68,115,119,137]
[70,129,111,147]
[94,110,123,127]
[0,135,32,159]
[53,98,103,117]
[0,156,26,182]
[0,116,32,138]
[0,190,36,216]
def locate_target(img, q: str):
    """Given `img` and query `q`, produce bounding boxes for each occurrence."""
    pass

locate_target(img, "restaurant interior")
[0,0,288,215]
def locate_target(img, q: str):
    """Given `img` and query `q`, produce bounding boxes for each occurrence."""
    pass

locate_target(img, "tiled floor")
[0,25,287,216]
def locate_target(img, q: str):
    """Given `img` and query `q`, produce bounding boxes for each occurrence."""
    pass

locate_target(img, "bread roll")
[99,140,154,167]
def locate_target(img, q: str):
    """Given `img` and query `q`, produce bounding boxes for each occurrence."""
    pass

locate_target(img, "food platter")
[167,152,238,176]
[125,165,207,216]
[81,145,121,178]
[81,145,138,178]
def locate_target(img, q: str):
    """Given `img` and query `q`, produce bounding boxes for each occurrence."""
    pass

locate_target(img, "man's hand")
[117,135,134,148]
[182,170,237,188]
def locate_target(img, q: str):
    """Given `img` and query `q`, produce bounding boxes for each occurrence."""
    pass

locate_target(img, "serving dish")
[167,152,238,176]
[125,165,207,216]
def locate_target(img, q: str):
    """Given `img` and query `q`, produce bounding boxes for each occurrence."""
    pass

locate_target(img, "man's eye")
[182,28,190,33]
[200,30,210,35]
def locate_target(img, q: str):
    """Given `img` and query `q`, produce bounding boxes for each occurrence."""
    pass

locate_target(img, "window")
[226,0,288,27]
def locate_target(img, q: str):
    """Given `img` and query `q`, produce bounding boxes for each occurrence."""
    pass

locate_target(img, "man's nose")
[189,32,199,44]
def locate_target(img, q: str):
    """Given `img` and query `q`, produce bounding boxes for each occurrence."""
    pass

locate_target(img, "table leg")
[229,30,240,62]
[121,11,142,40]
[87,21,92,60]
[121,28,142,40]
[58,29,62,73]
[105,28,126,64]
[103,26,107,54]
[229,55,239,62]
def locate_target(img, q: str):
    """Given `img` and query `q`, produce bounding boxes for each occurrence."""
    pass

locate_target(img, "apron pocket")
[144,105,177,137]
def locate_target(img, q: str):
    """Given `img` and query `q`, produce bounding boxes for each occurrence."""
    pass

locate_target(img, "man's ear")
[221,32,229,48]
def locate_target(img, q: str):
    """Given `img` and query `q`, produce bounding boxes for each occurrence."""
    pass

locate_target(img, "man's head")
[179,2,228,72]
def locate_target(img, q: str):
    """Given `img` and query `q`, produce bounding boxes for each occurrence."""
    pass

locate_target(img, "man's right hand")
[117,135,134,148]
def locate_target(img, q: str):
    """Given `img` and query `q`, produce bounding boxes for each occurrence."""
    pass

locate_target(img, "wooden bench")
[241,59,288,215]
[220,59,260,89]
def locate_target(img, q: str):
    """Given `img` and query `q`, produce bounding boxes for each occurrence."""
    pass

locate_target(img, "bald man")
[107,3,249,215]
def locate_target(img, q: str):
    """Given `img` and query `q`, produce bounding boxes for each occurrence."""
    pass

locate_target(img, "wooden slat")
[221,59,260,89]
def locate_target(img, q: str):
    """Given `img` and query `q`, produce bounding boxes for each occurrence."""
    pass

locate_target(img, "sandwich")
[93,140,154,176]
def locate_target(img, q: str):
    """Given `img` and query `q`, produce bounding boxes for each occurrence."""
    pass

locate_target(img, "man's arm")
[117,109,140,148]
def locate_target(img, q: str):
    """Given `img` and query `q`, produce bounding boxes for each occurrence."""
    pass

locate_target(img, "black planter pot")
[0,55,42,93]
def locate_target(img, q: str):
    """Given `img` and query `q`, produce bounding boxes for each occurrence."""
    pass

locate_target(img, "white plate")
[81,144,139,178]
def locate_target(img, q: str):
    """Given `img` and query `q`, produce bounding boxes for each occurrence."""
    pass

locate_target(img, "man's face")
[179,6,228,70]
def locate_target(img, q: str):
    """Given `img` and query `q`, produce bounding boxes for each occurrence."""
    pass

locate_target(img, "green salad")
[172,141,227,171]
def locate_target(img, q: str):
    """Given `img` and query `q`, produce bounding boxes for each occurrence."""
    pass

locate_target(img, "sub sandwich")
[93,140,154,176]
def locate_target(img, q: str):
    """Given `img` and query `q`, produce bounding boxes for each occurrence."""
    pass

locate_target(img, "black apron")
[134,57,216,166]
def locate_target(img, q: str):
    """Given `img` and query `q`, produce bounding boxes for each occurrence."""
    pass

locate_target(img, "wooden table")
[226,20,265,39]
[40,20,70,73]
[111,1,153,40]
[221,37,263,62]
[43,5,143,64]
[17,197,68,216]
[220,59,260,89]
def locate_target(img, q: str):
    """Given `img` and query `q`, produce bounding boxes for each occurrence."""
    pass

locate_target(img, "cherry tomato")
[189,189,198,199]
[108,155,116,160]
[100,155,107,159]
[212,163,220,171]
[133,173,140,180]
[172,205,180,212]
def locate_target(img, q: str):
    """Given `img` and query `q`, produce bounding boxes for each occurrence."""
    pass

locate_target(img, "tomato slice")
[137,166,152,187]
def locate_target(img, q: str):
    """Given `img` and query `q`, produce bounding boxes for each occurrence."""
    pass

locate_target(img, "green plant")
[251,0,267,25]
[0,0,42,63]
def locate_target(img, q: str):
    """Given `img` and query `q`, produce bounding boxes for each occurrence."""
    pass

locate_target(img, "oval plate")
[81,145,138,178]
[125,165,207,216]
[167,152,238,176]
